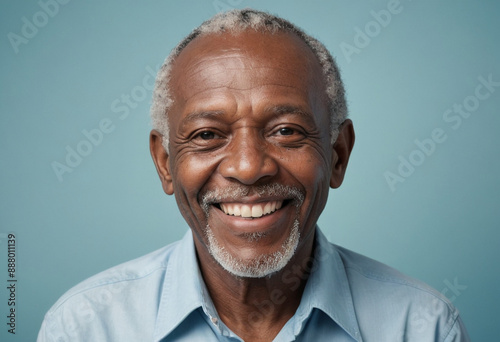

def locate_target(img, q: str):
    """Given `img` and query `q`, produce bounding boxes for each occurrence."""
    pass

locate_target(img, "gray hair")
[150,8,348,151]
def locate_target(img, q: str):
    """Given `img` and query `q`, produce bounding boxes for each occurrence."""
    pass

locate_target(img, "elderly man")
[38,9,469,342]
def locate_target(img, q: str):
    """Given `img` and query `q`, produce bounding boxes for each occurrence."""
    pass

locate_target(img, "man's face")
[153,31,341,277]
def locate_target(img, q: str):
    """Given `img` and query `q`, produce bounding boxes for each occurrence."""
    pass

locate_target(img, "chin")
[205,219,300,278]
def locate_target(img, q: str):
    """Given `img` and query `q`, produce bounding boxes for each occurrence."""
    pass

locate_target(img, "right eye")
[190,130,226,148]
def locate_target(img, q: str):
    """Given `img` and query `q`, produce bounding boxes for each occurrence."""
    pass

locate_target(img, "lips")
[219,200,283,218]
[201,184,304,224]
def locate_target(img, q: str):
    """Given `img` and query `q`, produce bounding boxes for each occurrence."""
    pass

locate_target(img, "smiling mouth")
[218,200,285,218]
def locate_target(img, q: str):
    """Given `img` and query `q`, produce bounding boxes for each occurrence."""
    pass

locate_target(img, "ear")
[150,130,174,195]
[330,119,355,189]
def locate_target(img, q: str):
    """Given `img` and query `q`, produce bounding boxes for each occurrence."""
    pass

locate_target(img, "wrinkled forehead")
[168,30,326,102]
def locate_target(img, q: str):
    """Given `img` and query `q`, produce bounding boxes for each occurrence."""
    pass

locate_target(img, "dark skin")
[150,31,355,341]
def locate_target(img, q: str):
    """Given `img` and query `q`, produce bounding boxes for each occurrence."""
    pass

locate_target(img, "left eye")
[199,131,217,140]
[279,128,294,136]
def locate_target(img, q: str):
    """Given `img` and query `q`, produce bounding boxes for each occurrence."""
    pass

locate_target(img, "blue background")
[1,0,499,340]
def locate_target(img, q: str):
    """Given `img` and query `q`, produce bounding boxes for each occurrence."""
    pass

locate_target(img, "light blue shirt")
[38,228,469,341]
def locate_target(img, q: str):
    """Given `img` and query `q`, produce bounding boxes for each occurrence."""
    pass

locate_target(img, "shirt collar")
[293,228,363,341]
[153,228,363,341]
[153,230,209,340]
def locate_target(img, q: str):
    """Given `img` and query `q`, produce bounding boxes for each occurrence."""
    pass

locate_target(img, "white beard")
[200,183,304,278]
[205,218,300,278]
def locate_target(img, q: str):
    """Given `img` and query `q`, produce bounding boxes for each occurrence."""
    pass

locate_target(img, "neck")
[194,229,316,341]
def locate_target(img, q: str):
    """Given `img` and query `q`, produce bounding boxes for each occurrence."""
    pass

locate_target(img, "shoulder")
[331,244,469,341]
[335,244,433,286]
[334,244,446,299]
[38,240,182,342]
[54,240,179,308]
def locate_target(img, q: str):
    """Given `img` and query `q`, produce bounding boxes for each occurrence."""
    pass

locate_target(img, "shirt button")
[211,316,218,325]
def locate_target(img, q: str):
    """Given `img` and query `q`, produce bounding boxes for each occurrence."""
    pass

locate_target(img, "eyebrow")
[265,105,313,118]
[181,110,226,124]
[180,105,313,125]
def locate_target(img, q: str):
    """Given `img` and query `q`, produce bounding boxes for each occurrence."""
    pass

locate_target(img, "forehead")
[169,30,326,108]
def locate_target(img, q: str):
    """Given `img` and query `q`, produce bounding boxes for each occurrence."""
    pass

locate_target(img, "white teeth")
[252,205,263,217]
[233,205,241,216]
[276,201,282,209]
[241,205,251,218]
[264,202,272,215]
[219,200,283,218]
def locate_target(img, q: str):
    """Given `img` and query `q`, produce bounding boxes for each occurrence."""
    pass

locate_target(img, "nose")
[218,129,278,185]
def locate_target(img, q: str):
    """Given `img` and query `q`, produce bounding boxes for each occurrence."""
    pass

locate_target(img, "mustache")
[201,183,304,213]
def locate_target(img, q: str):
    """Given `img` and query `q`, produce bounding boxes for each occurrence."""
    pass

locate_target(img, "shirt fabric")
[38,228,469,341]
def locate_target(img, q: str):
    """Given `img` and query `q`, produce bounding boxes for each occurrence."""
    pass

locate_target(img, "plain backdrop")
[1,0,499,341]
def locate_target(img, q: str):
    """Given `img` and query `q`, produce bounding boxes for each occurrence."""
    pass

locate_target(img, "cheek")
[171,153,220,201]
[277,147,331,217]
[279,146,331,187]
[170,156,213,233]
